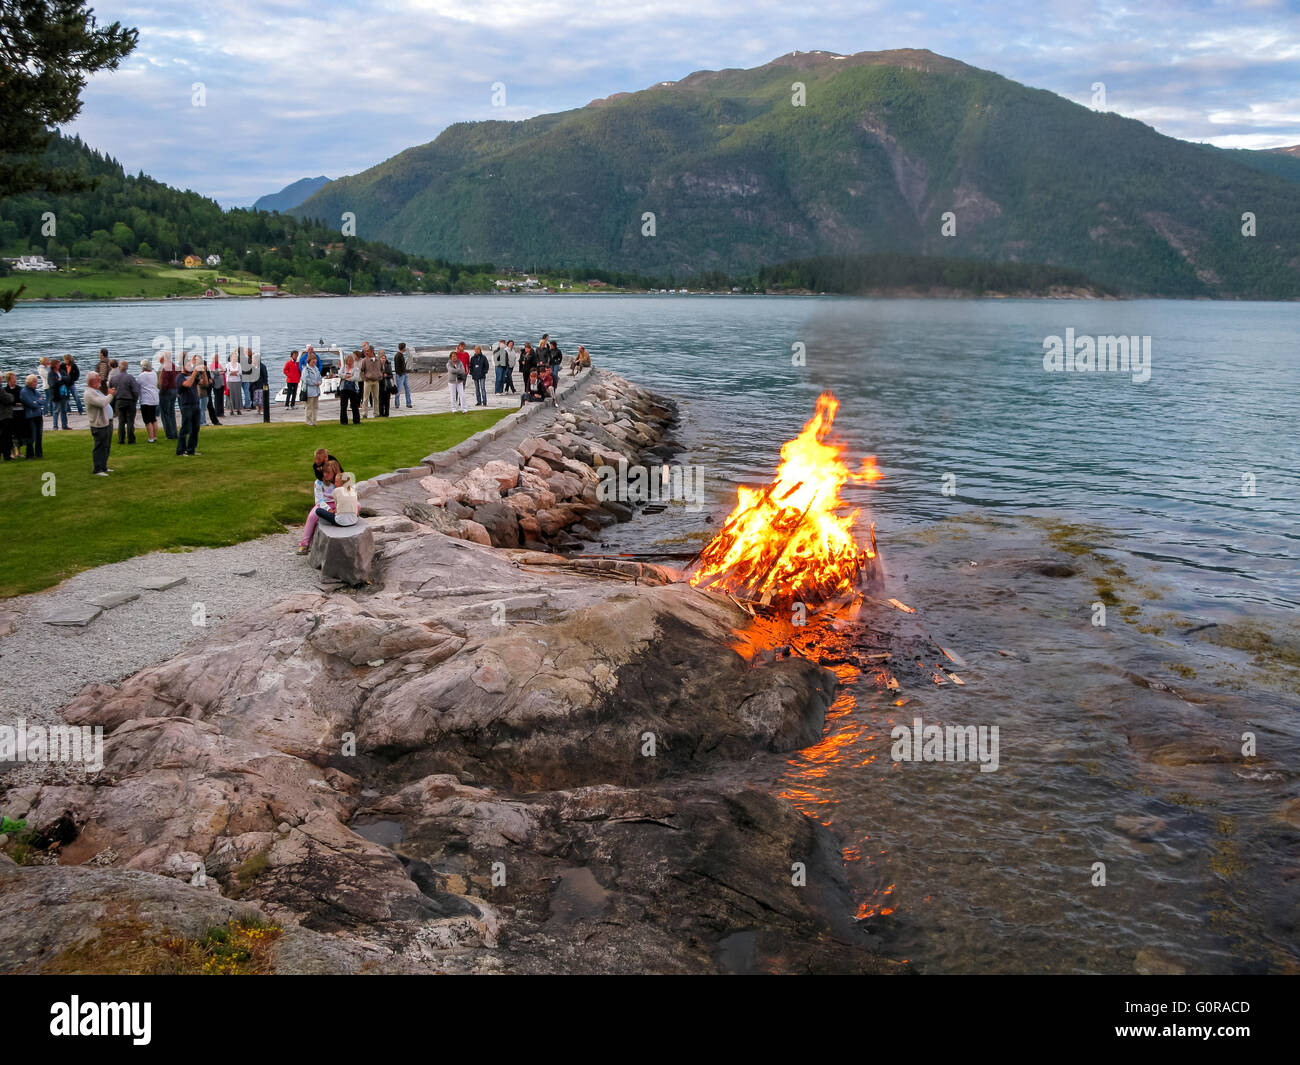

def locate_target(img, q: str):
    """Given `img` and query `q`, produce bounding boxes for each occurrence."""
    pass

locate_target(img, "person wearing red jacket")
[283,352,302,409]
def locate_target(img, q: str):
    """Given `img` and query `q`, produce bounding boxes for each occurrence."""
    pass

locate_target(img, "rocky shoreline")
[0,369,900,974]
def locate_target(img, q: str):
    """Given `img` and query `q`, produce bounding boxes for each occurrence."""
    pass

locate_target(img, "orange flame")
[690,392,881,603]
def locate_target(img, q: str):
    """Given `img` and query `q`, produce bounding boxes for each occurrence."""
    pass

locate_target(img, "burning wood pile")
[689,392,882,606]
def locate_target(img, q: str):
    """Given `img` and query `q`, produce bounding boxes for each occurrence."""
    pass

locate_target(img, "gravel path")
[0,532,321,788]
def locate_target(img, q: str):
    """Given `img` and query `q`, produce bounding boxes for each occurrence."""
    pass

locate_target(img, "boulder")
[526,456,554,478]
[403,502,463,537]
[503,491,538,517]
[308,520,375,585]
[471,502,522,548]
[457,520,492,546]
[454,468,505,505]
[481,460,521,493]
[548,472,584,500]
[534,509,572,538]
[419,475,461,507]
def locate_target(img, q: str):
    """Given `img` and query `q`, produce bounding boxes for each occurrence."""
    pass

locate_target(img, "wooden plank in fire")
[685,480,784,572]
[741,491,819,601]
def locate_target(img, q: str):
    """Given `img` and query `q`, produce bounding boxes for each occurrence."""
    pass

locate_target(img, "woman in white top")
[136,359,160,443]
[225,353,243,414]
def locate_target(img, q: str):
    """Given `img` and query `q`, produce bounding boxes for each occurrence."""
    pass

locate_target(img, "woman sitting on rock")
[521,370,556,409]
[297,458,340,555]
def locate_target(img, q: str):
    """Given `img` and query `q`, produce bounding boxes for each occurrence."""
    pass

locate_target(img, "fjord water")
[9,294,1296,608]
[6,295,1298,972]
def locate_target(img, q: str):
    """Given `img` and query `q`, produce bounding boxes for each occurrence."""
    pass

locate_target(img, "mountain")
[1218,147,1300,185]
[253,175,332,213]
[294,48,1300,298]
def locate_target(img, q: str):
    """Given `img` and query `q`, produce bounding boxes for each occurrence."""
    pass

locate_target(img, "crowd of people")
[444,335,591,412]
[1,334,593,472]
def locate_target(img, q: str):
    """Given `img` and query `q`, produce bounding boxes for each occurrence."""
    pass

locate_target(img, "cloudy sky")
[68,0,1300,206]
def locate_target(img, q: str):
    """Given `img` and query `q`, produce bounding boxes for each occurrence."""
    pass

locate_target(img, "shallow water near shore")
[7,294,1298,973]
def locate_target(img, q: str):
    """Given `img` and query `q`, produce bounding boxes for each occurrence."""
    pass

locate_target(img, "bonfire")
[690,391,881,605]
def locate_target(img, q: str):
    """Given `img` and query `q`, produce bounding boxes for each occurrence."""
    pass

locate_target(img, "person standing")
[393,343,412,409]
[5,373,25,459]
[201,358,221,426]
[175,356,202,456]
[0,377,12,460]
[378,349,393,417]
[157,353,179,439]
[252,352,267,414]
[19,375,44,458]
[46,358,70,430]
[360,347,382,418]
[283,352,301,408]
[64,354,84,414]
[209,355,226,419]
[446,350,468,413]
[519,342,538,391]
[469,345,489,406]
[85,371,115,475]
[339,352,361,425]
[136,358,159,443]
[503,340,517,393]
[109,360,139,444]
[95,348,111,382]
[300,352,322,426]
[225,351,243,415]
[547,340,563,377]
[239,347,256,408]
[492,339,507,394]
[35,357,50,417]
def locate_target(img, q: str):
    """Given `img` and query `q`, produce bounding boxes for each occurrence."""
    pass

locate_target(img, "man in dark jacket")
[157,354,179,440]
[46,360,70,430]
[547,341,563,376]
[393,343,412,409]
[64,355,84,414]
[469,347,490,406]
[109,361,140,444]
[175,357,202,456]
[378,349,394,417]
[519,343,538,389]
[0,380,13,460]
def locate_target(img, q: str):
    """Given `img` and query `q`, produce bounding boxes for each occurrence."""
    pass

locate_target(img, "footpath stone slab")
[42,603,103,627]
[140,575,188,592]
[87,591,140,611]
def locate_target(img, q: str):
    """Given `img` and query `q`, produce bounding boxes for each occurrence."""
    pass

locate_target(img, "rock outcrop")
[0,372,898,975]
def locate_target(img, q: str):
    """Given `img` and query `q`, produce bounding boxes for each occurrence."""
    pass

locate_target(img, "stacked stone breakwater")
[355,368,681,556]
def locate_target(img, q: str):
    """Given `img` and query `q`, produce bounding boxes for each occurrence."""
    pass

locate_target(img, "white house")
[11,255,57,272]
[205,254,222,266]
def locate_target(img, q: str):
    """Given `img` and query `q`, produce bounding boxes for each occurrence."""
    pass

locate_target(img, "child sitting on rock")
[333,468,359,527]
[297,459,340,555]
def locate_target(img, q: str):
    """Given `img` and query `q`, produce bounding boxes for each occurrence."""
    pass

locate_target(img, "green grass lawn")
[12,263,270,301]
[0,408,509,598]
[12,265,207,301]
